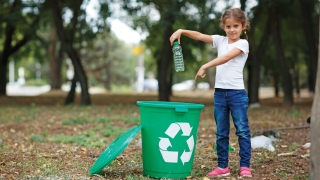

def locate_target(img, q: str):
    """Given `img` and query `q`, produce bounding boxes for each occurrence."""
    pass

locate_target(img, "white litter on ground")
[251,135,277,152]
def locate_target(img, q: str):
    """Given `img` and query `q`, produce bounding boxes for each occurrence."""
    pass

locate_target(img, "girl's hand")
[194,66,206,81]
[169,29,182,45]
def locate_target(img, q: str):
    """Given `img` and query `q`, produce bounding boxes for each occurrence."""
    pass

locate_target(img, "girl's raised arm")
[170,29,213,45]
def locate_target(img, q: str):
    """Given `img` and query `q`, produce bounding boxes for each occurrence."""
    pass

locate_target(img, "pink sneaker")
[207,167,230,177]
[240,167,252,177]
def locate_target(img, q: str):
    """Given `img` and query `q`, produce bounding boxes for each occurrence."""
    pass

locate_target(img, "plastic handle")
[175,106,188,113]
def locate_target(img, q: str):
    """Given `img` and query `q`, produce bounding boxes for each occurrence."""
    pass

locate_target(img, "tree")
[247,2,272,105]
[270,3,294,105]
[81,32,136,90]
[0,0,41,96]
[121,0,219,101]
[48,0,91,105]
[299,0,318,92]
[36,29,64,90]
[309,13,320,180]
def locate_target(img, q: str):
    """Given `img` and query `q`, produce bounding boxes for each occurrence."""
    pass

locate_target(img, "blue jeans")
[214,88,251,168]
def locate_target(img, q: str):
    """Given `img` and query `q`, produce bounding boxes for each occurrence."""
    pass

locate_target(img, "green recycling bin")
[137,101,204,179]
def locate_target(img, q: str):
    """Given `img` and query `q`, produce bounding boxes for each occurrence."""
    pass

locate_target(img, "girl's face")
[223,18,245,43]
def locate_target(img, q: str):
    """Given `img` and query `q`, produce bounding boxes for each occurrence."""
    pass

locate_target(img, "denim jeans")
[213,88,251,168]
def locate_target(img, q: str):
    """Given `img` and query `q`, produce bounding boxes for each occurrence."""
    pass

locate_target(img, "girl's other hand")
[194,66,206,82]
[169,29,182,45]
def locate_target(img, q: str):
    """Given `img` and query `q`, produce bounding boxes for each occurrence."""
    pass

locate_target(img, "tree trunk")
[49,0,91,105]
[299,0,318,92]
[309,14,320,180]
[274,75,280,97]
[48,30,63,90]
[240,0,246,11]
[157,8,175,101]
[0,44,12,96]
[271,7,294,105]
[248,12,272,105]
[293,64,300,97]
[65,77,77,105]
[0,54,10,96]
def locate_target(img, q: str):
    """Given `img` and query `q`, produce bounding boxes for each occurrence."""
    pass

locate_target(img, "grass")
[62,118,89,125]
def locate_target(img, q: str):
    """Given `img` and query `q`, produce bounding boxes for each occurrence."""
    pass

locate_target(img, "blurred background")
[0,0,319,105]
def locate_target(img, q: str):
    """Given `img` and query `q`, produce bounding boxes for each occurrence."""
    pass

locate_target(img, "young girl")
[169,8,252,177]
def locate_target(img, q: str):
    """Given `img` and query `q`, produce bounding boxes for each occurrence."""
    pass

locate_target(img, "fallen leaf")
[201,165,206,169]
[203,177,210,180]
[280,145,287,148]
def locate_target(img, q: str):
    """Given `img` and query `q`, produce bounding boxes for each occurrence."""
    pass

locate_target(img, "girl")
[169,8,252,177]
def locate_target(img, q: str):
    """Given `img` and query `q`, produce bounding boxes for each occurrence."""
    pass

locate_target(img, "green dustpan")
[89,124,142,175]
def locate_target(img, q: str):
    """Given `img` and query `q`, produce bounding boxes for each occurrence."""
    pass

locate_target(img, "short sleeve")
[235,40,249,54]
[212,35,224,49]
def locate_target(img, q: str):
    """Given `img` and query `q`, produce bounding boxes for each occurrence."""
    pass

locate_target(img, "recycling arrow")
[159,122,195,165]
[159,138,172,150]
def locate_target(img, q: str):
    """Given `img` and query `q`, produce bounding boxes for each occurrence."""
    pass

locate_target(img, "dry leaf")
[201,165,206,169]
[203,177,210,180]
[280,145,287,148]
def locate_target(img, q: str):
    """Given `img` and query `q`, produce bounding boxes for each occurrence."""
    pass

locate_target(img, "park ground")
[0,89,312,180]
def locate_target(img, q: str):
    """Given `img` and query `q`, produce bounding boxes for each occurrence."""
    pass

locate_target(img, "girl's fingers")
[194,73,206,82]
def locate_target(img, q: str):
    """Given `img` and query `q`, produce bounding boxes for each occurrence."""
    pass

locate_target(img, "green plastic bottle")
[172,40,185,72]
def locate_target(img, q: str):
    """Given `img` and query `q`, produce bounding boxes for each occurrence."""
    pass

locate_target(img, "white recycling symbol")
[159,122,194,165]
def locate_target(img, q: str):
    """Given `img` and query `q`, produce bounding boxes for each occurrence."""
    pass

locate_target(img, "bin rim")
[136,101,204,109]
[89,124,142,175]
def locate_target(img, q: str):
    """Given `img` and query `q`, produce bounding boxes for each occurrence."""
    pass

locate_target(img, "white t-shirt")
[212,35,249,89]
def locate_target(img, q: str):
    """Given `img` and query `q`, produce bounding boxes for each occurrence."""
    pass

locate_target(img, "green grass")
[62,117,89,125]
[294,174,308,180]
[289,142,299,152]
[279,171,288,178]
[30,134,46,142]
[49,134,105,147]
[100,124,128,137]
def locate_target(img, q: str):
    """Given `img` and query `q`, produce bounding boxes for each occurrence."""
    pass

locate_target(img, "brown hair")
[219,8,250,40]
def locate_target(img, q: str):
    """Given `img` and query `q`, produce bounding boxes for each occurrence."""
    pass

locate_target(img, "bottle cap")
[173,40,179,46]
